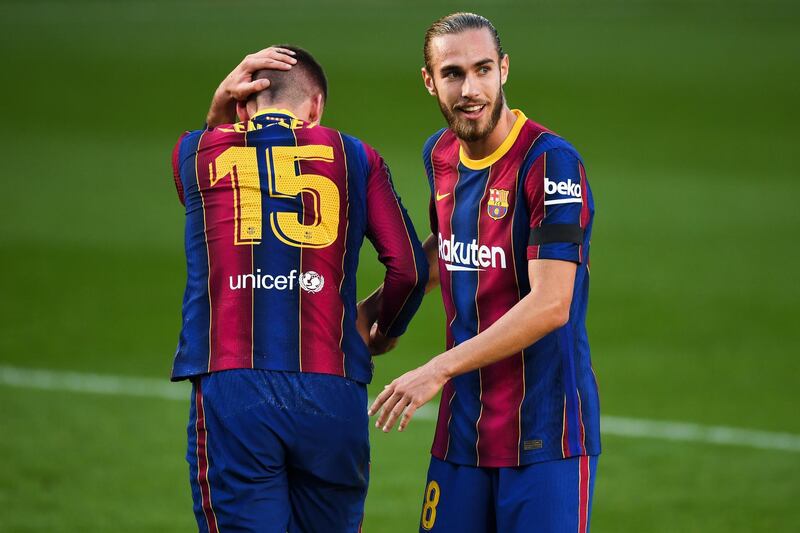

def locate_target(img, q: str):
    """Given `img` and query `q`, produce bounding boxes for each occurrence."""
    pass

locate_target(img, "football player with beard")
[367,12,600,533]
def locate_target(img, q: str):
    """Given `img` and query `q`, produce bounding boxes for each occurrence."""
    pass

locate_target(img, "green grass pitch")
[1,1,799,531]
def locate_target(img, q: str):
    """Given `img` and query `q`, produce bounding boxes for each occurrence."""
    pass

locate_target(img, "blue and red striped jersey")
[424,109,600,467]
[170,109,428,383]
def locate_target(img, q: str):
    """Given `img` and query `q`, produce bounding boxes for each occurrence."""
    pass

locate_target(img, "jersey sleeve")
[363,143,429,337]
[524,148,589,263]
[171,132,190,205]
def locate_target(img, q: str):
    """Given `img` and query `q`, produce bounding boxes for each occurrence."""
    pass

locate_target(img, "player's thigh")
[418,456,496,533]
[186,372,291,533]
[287,466,368,533]
[285,373,370,533]
[496,455,599,533]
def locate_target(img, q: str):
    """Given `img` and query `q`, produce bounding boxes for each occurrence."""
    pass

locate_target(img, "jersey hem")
[431,445,601,468]
[171,363,372,385]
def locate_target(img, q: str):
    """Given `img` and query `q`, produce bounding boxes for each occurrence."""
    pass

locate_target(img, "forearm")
[361,233,436,328]
[359,285,383,326]
[368,287,569,431]
[379,256,428,336]
[369,259,577,432]
[432,291,569,379]
[206,88,237,127]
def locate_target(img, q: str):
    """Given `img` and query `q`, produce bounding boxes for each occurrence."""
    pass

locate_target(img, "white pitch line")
[2,365,799,453]
[600,415,800,453]
[0,365,189,401]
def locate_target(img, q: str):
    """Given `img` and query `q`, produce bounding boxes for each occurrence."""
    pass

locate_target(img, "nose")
[461,73,481,100]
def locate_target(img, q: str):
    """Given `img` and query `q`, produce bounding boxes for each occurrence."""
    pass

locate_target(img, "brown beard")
[438,84,504,142]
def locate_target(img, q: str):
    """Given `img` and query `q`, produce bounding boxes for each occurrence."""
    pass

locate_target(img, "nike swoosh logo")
[436,191,451,201]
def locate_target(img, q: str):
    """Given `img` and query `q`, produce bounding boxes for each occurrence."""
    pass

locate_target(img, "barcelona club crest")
[487,188,510,220]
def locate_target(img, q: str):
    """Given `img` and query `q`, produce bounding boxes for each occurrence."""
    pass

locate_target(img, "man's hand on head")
[206,47,297,127]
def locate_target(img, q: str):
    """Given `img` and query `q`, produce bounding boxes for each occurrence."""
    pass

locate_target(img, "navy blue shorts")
[186,369,370,533]
[419,455,598,533]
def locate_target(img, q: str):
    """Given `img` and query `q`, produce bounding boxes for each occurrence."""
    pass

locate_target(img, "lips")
[455,103,486,120]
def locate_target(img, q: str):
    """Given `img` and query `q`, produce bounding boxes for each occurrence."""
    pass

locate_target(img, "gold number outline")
[209,147,263,246]
[267,144,339,249]
[420,480,441,530]
[208,144,339,248]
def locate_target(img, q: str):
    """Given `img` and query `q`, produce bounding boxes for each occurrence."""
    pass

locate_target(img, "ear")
[308,93,324,123]
[236,100,250,122]
[500,54,509,86]
[421,67,437,96]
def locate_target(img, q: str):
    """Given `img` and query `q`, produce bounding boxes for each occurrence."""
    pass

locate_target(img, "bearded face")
[436,83,504,142]
[423,28,509,143]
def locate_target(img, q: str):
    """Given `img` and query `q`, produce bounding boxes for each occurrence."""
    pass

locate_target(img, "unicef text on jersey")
[228,269,325,293]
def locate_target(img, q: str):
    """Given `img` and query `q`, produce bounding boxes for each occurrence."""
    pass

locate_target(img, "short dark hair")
[423,13,504,73]
[252,44,328,106]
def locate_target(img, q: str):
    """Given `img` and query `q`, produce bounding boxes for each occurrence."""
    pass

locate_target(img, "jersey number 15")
[209,144,339,249]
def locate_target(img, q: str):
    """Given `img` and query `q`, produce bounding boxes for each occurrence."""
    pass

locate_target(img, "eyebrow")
[439,64,463,76]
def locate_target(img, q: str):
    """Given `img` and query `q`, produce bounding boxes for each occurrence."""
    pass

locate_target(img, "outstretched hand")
[368,361,448,432]
[206,47,297,127]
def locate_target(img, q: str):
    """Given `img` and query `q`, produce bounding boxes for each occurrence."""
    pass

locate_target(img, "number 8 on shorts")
[420,480,440,530]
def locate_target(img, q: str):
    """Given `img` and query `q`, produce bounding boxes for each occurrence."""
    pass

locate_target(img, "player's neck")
[252,102,301,120]
[458,106,518,161]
